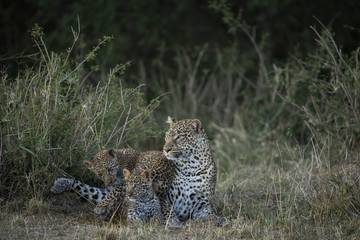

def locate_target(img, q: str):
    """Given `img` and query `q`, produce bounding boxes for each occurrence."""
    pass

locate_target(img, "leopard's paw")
[94,204,107,215]
[50,178,75,194]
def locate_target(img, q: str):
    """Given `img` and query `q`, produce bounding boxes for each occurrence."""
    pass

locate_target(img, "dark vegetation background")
[2,0,359,133]
[2,0,359,60]
[0,1,359,238]
[2,0,359,84]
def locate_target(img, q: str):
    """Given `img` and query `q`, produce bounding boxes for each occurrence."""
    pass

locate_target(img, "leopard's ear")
[140,169,152,182]
[167,116,176,124]
[123,168,131,180]
[108,149,115,158]
[83,160,93,169]
[190,119,202,133]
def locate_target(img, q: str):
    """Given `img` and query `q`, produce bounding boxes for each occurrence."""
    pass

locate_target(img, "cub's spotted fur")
[122,168,163,224]
[83,148,138,186]
[93,150,180,226]
[51,148,138,207]
[50,178,109,203]
[83,148,139,221]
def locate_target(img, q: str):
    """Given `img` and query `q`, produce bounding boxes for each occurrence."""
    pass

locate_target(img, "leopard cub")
[123,168,163,224]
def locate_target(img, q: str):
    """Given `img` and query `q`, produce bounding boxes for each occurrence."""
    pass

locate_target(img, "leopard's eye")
[175,134,185,142]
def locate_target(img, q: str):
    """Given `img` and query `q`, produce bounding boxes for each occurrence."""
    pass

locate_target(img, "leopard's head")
[123,168,154,202]
[83,148,138,185]
[163,116,203,160]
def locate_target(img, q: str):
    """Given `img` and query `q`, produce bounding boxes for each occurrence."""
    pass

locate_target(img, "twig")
[0,52,40,62]
[0,126,3,172]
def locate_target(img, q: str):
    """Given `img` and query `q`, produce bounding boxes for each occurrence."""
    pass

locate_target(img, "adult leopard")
[163,116,220,223]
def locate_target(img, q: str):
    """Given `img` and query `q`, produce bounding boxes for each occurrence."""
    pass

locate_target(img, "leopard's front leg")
[94,184,126,222]
[159,197,181,227]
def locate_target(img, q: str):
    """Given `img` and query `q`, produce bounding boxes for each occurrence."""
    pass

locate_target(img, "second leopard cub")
[85,149,180,226]
[122,168,163,224]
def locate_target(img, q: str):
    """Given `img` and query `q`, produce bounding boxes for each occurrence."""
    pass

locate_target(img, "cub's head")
[123,168,154,202]
[163,116,203,160]
[83,148,138,186]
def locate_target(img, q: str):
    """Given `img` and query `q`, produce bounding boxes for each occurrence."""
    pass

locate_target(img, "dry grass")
[1,137,358,240]
[211,123,360,239]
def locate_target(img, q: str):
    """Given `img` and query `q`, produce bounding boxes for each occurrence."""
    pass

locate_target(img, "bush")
[0,25,160,200]
[276,25,360,154]
[211,24,359,238]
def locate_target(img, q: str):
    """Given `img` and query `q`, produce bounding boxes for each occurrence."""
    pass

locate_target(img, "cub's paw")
[215,216,228,227]
[50,178,75,194]
[94,204,107,215]
[166,217,181,228]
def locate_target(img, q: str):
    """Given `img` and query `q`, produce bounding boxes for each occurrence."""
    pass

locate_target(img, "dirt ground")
[0,194,103,240]
[0,193,226,240]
